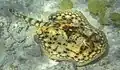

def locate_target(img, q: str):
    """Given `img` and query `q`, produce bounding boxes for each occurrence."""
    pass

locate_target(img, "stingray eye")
[48,13,57,21]
[90,33,100,42]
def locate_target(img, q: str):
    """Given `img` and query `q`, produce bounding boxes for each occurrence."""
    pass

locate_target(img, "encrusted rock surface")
[0,0,120,70]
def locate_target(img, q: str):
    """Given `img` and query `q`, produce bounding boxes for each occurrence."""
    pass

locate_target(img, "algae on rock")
[59,0,73,10]
[110,13,120,26]
[88,0,113,25]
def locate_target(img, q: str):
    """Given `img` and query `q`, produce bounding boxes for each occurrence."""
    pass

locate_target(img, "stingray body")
[9,0,108,66]
[36,10,108,66]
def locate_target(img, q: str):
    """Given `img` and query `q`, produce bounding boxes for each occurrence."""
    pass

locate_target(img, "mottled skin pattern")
[9,9,108,66]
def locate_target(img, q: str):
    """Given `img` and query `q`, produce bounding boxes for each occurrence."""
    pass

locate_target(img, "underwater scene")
[0,0,120,70]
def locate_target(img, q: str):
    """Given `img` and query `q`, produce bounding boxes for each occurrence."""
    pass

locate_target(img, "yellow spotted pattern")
[35,11,108,66]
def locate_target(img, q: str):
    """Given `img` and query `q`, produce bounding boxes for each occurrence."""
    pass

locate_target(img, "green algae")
[88,0,110,25]
[88,0,107,15]
[59,0,73,10]
[110,13,120,26]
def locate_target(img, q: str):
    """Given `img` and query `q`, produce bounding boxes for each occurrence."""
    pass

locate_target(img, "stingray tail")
[8,8,43,27]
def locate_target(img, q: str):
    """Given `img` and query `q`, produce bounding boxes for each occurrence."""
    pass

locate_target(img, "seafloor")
[0,0,120,70]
